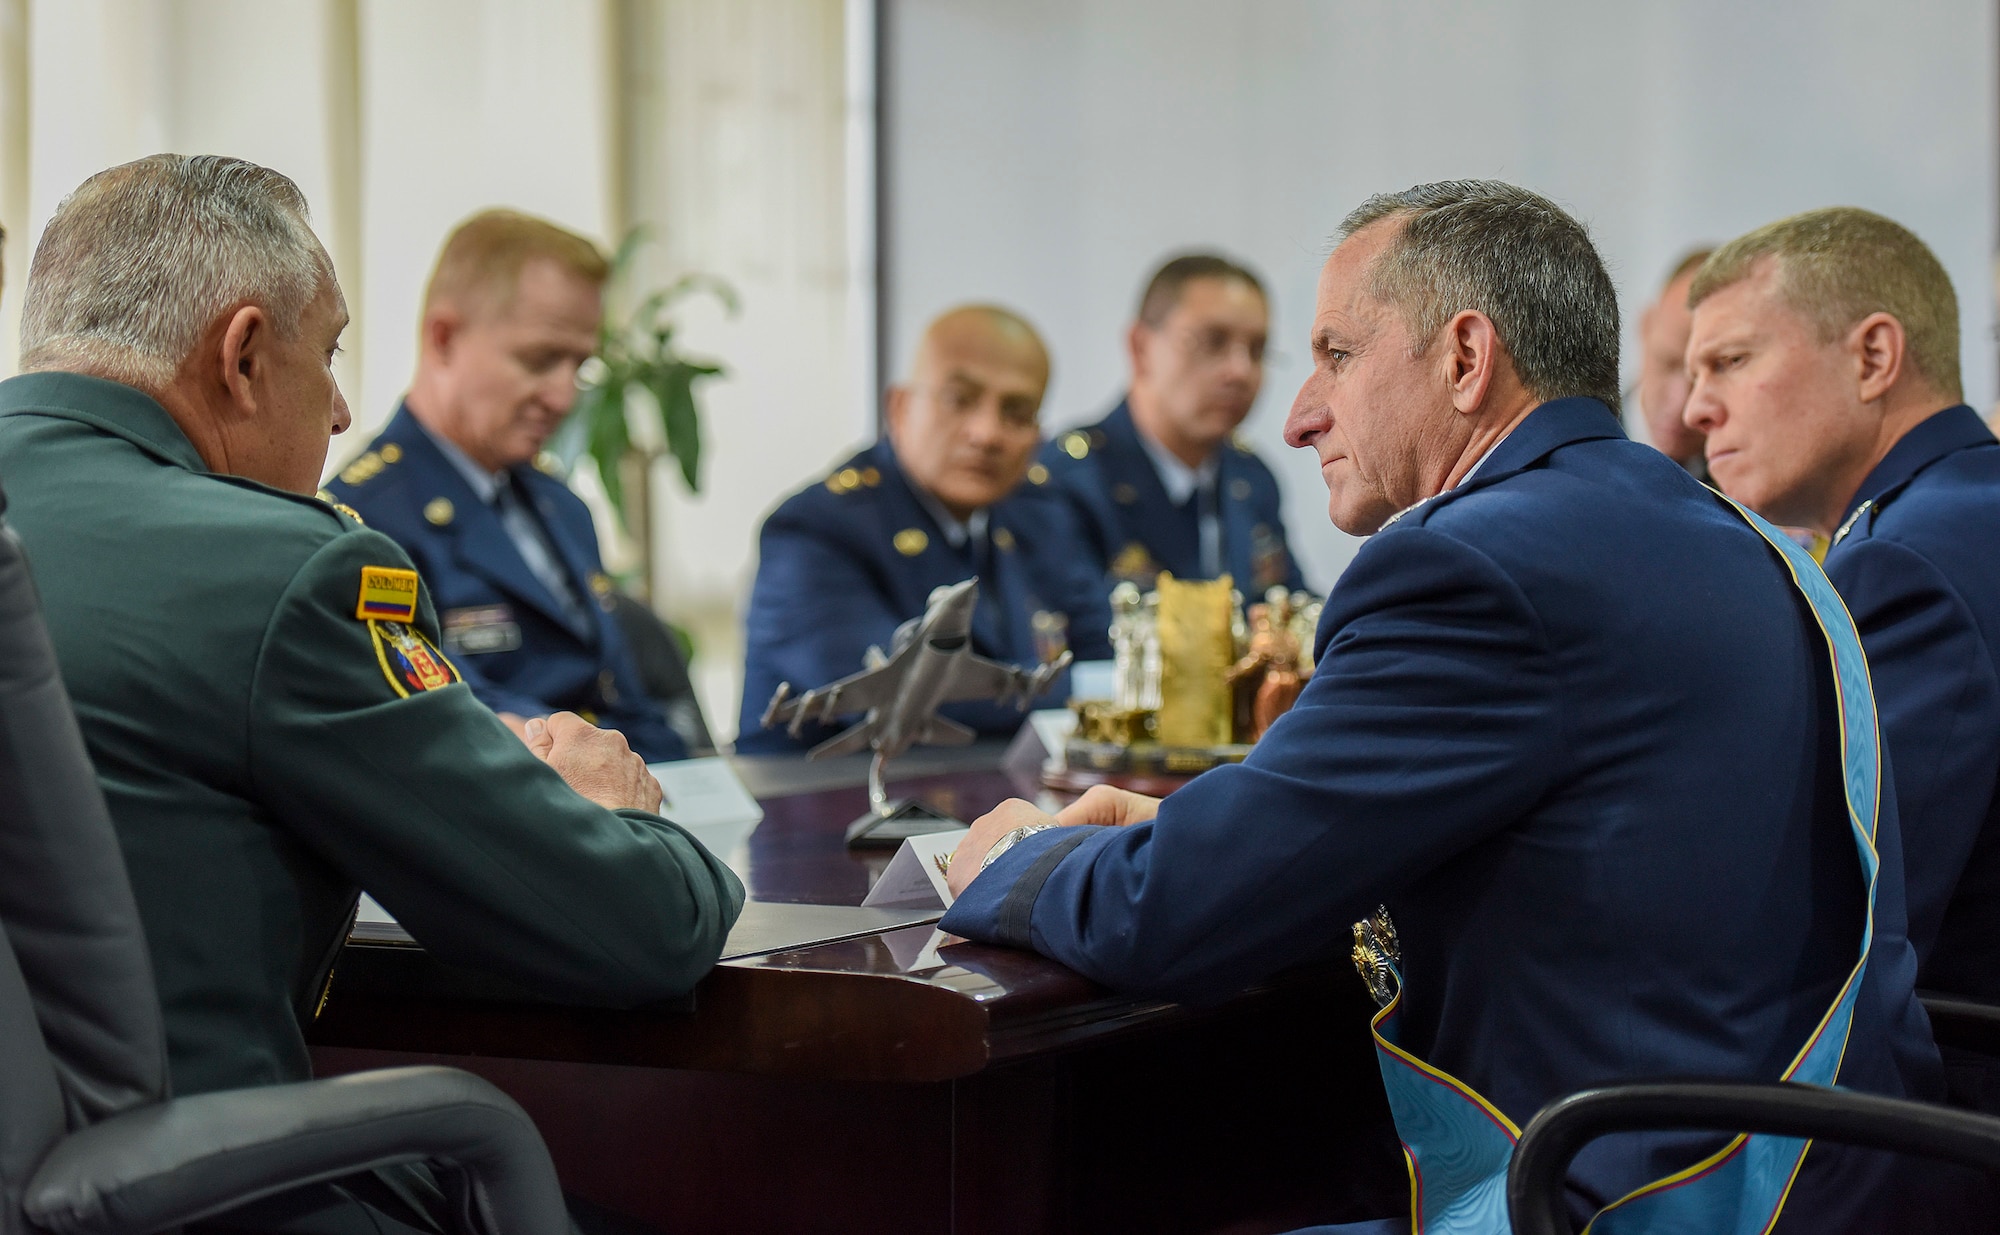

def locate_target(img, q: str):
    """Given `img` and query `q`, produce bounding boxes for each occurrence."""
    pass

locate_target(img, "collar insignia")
[1833,499,1873,546]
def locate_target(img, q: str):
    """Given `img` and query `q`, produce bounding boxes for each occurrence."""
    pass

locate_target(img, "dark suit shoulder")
[1857,444,2000,548]
[1039,424,1112,474]
[764,450,893,533]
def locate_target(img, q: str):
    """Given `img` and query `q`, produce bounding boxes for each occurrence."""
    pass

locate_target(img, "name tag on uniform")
[440,605,523,655]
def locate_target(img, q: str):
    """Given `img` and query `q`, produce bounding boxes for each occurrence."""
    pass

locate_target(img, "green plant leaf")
[644,366,699,493]
[581,226,740,518]
[585,379,634,528]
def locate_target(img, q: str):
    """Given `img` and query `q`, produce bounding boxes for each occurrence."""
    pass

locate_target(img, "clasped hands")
[499,710,663,814]
[944,783,1161,899]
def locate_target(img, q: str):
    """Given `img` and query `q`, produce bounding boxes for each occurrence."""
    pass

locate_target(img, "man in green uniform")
[0,156,742,1232]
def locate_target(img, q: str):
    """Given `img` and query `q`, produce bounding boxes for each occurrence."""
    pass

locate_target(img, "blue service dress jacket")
[945,399,1959,1229]
[736,441,1114,755]
[325,405,684,763]
[1824,404,2000,1001]
[1038,398,1308,593]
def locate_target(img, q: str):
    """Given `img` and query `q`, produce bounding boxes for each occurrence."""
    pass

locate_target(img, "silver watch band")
[981,823,1061,871]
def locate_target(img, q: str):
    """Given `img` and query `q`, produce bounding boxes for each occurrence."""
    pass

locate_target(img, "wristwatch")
[981,823,1061,871]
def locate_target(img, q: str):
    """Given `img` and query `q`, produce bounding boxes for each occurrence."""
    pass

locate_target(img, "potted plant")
[555,227,736,599]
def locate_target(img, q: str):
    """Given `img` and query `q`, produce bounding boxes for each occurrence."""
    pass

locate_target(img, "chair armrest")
[26,1066,568,1235]
[1921,991,2000,1055]
[1506,1080,2000,1235]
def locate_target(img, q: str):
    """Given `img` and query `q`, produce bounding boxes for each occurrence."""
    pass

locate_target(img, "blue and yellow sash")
[1351,499,1881,1235]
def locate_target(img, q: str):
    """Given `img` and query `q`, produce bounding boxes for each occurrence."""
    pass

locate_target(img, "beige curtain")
[618,0,859,739]
[0,0,862,744]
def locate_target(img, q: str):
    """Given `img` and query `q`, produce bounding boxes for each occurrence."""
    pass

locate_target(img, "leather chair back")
[0,498,166,1223]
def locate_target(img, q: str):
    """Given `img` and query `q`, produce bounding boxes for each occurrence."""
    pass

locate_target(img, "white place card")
[650,757,764,876]
[860,827,970,910]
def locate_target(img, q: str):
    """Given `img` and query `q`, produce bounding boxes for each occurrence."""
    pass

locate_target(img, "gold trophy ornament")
[1051,574,1319,794]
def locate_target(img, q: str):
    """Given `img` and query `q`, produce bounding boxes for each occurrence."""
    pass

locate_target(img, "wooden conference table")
[307,742,1402,1234]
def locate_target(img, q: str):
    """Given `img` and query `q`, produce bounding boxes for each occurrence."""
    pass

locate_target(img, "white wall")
[883,0,1999,590]
[0,0,862,744]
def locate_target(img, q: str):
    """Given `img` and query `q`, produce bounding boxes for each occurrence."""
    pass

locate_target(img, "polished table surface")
[308,742,1401,1232]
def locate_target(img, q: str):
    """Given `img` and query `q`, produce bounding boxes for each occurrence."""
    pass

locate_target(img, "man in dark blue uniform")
[326,210,683,762]
[1687,208,2000,1102]
[943,183,1965,1231]
[737,305,1112,754]
[1038,253,1307,594]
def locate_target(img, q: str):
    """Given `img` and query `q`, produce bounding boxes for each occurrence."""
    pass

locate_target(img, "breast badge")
[441,605,523,656]
[355,566,420,623]
[369,620,460,697]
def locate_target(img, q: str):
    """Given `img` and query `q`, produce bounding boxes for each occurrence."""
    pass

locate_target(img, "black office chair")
[1506,1080,2000,1235]
[0,506,570,1234]
[1925,992,2000,1056]
[607,591,714,754]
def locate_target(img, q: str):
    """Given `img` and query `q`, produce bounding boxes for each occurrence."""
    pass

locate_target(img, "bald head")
[887,304,1050,519]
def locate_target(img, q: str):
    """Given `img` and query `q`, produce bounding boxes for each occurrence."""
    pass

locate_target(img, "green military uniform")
[0,372,745,1099]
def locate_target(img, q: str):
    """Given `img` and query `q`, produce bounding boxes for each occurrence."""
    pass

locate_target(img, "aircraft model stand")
[760,578,1071,847]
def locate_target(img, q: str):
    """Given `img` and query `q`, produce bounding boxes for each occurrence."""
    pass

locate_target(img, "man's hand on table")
[523,711,664,814]
[945,786,1163,900]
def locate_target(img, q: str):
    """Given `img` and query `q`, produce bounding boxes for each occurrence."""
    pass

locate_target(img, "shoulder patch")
[356,566,421,622]
[424,497,455,527]
[894,528,929,556]
[369,620,460,697]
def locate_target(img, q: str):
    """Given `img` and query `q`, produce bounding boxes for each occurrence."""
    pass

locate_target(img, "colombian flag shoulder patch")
[356,566,420,623]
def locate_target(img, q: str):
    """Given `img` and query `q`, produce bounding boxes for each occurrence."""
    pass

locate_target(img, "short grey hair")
[20,154,330,389]
[1338,180,1622,411]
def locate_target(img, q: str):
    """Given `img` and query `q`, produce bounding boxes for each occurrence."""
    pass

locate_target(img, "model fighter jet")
[761,578,1071,844]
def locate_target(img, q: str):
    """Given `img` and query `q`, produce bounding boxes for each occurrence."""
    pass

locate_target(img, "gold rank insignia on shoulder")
[993,527,1016,552]
[860,466,881,487]
[1026,462,1049,485]
[315,491,368,525]
[369,619,459,697]
[423,497,455,527]
[339,443,403,487]
[590,571,618,611]
[894,528,929,556]
[379,443,403,463]
[355,566,420,623]
[826,466,865,494]
[1060,431,1090,460]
